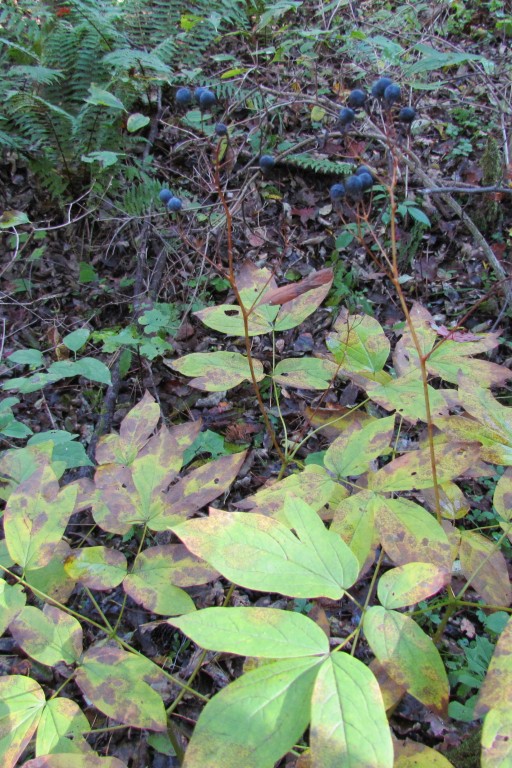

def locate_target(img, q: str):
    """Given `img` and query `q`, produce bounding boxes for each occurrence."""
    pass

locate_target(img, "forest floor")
[1,1,512,766]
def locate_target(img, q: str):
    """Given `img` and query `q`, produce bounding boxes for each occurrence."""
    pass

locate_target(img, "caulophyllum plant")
[1,72,511,768]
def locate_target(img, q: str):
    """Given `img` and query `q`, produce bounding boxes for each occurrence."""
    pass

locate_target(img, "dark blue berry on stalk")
[399,106,416,124]
[167,197,183,212]
[195,87,207,103]
[176,87,192,106]
[259,154,276,171]
[355,165,373,178]
[159,189,172,203]
[347,89,367,109]
[371,77,393,99]
[330,183,345,200]
[338,107,356,126]
[199,89,216,110]
[345,175,363,199]
[383,83,401,106]
[215,123,228,136]
[358,172,374,191]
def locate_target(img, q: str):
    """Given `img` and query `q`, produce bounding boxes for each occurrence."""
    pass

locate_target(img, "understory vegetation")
[1,0,512,766]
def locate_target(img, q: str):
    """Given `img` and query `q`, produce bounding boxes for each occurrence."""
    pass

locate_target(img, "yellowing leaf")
[364,606,449,716]
[364,373,448,424]
[324,414,395,478]
[9,605,82,666]
[76,647,166,732]
[95,391,160,465]
[0,675,45,768]
[3,465,77,570]
[394,739,455,766]
[368,443,480,492]
[173,499,359,600]
[169,606,329,658]
[171,351,265,391]
[273,357,337,390]
[330,490,377,569]
[459,530,512,606]
[182,657,322,768]
[310,654,393,768]
[0,581,25,634]
[36,698,89,756]
[123,544,217,615]
[481,707,512,768]
[374,497,452,570]
[64,546,127,590]
[476,616,512,717]
[23,756,128,768]
[377,563,450,609]
[326,310,390,374]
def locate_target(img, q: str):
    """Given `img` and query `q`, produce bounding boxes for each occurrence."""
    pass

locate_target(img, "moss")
[443,727,482,768]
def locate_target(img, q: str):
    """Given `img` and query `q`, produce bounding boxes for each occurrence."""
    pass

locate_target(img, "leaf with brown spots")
[0,675,45,768]
[76,646,167,732]
[459,530,512,606]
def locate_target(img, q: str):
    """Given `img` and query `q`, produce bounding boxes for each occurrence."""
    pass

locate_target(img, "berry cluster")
[330,166,375,202]
[175,86,217,110]
[159,189,182,211]
[339,78,416,126]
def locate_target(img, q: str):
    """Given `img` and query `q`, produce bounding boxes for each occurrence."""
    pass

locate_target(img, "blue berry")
[259,154,276,171]
[399,106,416,124]
[347,89,367,109]
[330,183,345,200]
[176,87,192,106]
[371,77,393,99]
[358,172,374,191]
[195,87,207,103]
[215,123,228,136]
[338,107,356,126]
[383,83,401,106]
[355,165,373,178]
[199,89,216,110]
[345,175,363,199]
[167,197,182,212]
[159,189,173,203]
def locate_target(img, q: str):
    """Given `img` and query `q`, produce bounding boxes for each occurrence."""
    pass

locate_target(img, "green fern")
[282,151,354,176]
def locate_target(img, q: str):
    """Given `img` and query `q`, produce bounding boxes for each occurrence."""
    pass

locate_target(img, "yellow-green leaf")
[326,310,390,374]
[171,351,265,391]
[0,675,45,768]
[36,698,89,756]
[394,738,455,766]
[310,654,393,768]
[123,544,217,615]
[364,606,449,716]
[377,563,450,609]
[481,707,512,768]
[169,606,329,658]
[330,490,377,569]
[182,657,322,768]
[475,616,512,717]
[459,530,512,606]
[0,580,25,634]
[9,605,82,666]
[324,415,395,478]
[273,357,337,390]
[64,546,127,590]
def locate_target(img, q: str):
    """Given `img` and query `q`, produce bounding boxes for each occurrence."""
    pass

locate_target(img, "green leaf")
[326,310,390,375]
[62,329,90,353]
[364,606,449,716]
[0,675,45,768]
[9,605,82,666]
[7,349,44,366]
[310,653,393,768]
[64,547,127,591]
[3,465,77,570]
[173,497,359,599]
[324,414,395,478]
[123,544,216,615]
[377,563,450,609]
[194,303,277,336]
[28,431,93,469]
[76,647,167,732]
[86,84,126,111]
[48,358,111,385]
[126,113,150,132]
[273,280,333,332]
[364,373,448,424]
[272,357,337,390]
[23,756,128,767]
[330,490,377,568]
[36,698,89,756]
[169,607,329,658]
[171,351,265,392]
[181,657,321,768]
[406,207,431,227]
[0,210,30,228]
[0,581,26,634]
